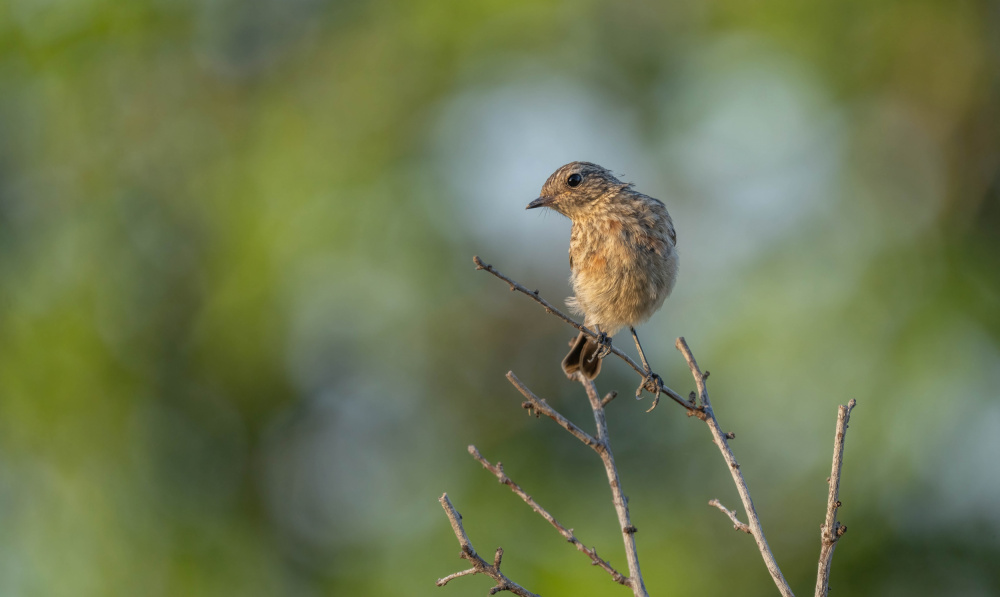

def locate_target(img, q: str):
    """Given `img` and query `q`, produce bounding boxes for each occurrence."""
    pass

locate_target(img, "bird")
[526,162,677,398]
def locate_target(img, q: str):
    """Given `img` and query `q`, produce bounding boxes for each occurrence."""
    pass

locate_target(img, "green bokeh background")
[2,1,999,595]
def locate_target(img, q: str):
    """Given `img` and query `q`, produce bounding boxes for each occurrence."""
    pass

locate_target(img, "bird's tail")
[561,332,602,380]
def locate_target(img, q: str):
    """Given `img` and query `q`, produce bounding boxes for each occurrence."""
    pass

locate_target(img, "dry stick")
[676,337,795,597]
[468,445,630,586]
[437,493,540,597]
[601,391,619,408]
[815,399,856,597]
[708,499,751,534]
[507,371,648,597]
[577,373,649,597]
[506,372,601,449]
[474,255,698,414]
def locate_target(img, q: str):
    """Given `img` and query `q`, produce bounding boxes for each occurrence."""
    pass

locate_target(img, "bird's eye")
[567,173,583,187]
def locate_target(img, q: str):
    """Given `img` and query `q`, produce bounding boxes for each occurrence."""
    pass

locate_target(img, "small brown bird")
[527,162,677,396]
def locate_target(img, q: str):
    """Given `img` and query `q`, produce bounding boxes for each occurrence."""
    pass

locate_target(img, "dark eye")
[567,173,583,187]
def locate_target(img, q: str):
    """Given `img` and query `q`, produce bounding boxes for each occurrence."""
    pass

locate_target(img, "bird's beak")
[526,196,553,209]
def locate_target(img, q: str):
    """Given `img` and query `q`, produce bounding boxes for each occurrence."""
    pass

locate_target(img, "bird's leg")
[630,326,662,400]
[588,325,613,363]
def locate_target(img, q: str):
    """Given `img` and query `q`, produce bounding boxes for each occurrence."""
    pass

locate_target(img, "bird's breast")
[568,216,677,331]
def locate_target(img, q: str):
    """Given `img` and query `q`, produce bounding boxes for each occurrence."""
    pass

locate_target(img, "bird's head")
[527,162,626,218]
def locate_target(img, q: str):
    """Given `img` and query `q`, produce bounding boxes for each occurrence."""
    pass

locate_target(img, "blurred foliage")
[1,0,999,595]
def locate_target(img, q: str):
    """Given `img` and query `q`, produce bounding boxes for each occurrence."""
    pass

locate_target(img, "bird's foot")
[636,370,662,401]
[589,331,613,363]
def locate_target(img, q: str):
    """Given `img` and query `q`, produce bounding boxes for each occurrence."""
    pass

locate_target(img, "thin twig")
[601,391,618,408]
[468,445,630,586]
[436,494,540,597]
[575,373,649,597]
[506,372,602,450]
[474,255,699,414]
[436,567,479,585]
[676,337,795,597]
[815,399,856,597]
[708,499,751,534]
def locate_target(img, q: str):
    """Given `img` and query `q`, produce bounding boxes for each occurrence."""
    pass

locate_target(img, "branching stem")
[676,337,795,597]
[468,445,629,586]
[437,494,540,597]
[815,399,856,597]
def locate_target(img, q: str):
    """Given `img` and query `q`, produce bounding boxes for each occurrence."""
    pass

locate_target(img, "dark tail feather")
[561,332,602,380]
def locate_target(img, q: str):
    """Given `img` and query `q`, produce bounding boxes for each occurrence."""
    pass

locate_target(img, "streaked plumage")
[527,162,677,380]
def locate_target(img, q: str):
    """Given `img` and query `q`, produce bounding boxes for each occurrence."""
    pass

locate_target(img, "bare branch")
[474,255,698,414]
[601,391,618,408]
[815,399,857,597]
[467,445,630,586]
[436,493,541,597]
[575,373,649,597]
[436,567,479,585]
[505,370,648,596]
[708,499,751,534]
[676,337,795,597]
[506,372,602,450]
